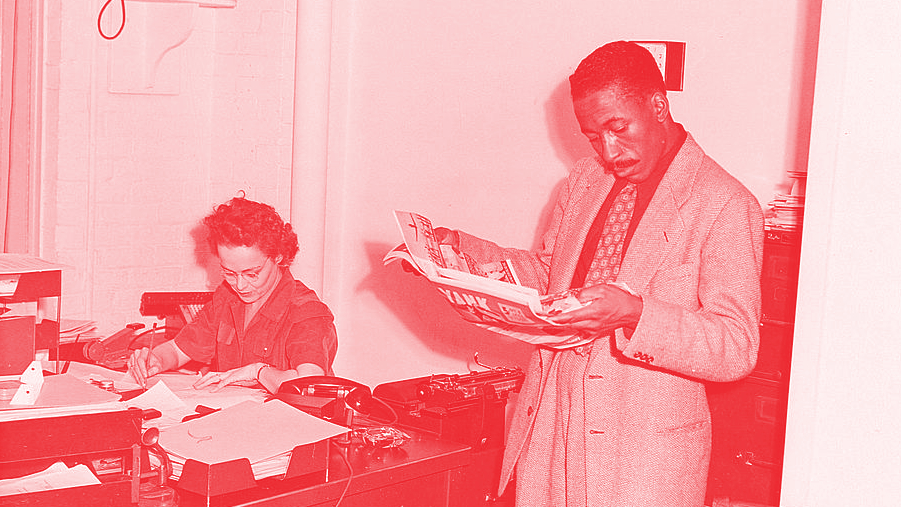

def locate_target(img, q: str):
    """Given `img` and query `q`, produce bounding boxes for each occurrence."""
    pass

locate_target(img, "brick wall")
[45,0,298,334]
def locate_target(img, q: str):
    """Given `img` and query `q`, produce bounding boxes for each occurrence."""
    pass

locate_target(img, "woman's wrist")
[255,363,269,383]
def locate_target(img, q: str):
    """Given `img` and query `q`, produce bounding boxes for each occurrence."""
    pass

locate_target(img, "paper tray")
[0,479,133,507]
[174,439,330,498]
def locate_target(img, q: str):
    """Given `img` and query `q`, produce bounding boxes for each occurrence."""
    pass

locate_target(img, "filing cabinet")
[705,227,800,507]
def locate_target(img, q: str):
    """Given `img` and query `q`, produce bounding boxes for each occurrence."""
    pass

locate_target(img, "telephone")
[274,376,373,423]
[83,322,155,369]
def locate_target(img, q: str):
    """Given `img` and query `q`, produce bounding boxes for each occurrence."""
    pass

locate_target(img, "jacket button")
[527,406,534,416]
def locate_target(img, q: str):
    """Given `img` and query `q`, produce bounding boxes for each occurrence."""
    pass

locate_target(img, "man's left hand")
[547,283,643,335]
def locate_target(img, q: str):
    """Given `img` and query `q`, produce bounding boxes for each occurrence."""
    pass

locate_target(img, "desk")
[176,430,472,507]
[12,365,488,506]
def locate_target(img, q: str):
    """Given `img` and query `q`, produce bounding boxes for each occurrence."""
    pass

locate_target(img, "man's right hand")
[127,347,163,388]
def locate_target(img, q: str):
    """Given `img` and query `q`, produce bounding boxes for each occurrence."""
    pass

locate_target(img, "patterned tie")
[585,182,637,286]
[569,182,637,357]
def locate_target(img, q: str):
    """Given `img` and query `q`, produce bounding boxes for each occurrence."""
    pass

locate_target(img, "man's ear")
[651,91,669,122]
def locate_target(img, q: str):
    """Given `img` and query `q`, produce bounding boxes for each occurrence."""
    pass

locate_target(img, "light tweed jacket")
[458,134,764,507]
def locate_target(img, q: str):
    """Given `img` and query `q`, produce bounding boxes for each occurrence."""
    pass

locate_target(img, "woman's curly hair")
[203,197,299,268]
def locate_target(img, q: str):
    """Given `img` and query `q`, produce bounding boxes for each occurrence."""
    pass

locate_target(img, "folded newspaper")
[384,210,594,349]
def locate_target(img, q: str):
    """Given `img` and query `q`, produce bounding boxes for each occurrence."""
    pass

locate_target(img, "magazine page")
[472,322,595,350]
[392,210,445,278]
[433,265,538,298]
[383,244,424,274]
[387,209,597,348]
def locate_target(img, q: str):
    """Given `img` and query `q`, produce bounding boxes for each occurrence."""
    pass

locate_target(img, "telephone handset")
[275,375,373,418]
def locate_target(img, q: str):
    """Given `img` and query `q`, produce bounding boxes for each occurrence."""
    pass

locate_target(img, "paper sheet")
[122,380,191,429]
[0,462,100,496]
[44,359,139,391]
[0,374,121,412]
[9,361,44,406]
[159,399,347,475]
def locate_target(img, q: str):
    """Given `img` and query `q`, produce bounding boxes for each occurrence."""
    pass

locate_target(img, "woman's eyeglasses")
[220,261,269,285]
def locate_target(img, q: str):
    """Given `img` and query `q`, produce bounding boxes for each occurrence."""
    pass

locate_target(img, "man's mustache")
[605,159,639,171]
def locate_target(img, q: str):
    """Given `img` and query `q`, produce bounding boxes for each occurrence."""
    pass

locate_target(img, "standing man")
[435,41,763,506]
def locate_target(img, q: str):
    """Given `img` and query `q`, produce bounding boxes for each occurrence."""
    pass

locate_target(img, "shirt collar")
[637,123,687,190]
[228,268,295,321]
[258,268,295,320]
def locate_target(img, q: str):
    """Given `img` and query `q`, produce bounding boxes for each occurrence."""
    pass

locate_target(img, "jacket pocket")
[650,418,711,475]
[648,262,697,308]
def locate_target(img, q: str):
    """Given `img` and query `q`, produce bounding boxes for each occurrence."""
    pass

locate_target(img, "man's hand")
[193,363,264,392]
[434,227,460,249]
[401,227,459,275]
[547,283,643,335]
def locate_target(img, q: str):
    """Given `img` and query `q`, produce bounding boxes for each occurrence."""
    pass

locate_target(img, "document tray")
[174,439,329,498]
[0,408,143,506]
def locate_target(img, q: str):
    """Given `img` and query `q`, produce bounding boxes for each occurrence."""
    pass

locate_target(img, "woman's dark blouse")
[174,270,337,374]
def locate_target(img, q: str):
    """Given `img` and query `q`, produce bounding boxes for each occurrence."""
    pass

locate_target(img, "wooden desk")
[176,431,472,507]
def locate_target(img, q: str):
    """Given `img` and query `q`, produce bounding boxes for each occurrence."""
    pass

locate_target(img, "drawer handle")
[736,451,778,469]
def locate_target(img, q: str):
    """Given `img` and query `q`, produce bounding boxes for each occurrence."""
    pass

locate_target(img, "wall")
[41,1,817,383]
[43,0,298,331]
[781,1,901,505]
[36,1,901,505]
[325,0,818,386]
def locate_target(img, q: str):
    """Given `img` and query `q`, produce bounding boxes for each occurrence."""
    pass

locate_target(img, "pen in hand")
[144,324,156,389]
[129,323,156,389]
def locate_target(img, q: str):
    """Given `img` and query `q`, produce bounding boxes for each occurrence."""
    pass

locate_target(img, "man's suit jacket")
[458,134,764,507]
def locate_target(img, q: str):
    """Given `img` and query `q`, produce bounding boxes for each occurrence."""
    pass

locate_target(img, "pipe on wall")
[290,0,333,295]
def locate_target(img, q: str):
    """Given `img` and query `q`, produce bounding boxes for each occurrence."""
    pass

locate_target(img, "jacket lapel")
[618,184,683,293]
[548,160,614,294]
[619,134,704,293]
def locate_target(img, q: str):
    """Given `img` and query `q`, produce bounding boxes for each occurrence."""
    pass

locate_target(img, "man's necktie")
[567,182,637,356]
[585,182,637,286]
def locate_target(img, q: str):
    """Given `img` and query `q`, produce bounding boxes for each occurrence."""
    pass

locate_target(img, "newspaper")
[384,210,593,349]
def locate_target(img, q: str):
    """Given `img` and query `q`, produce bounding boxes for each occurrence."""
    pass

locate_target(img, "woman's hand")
[193,363,265,392]
[127,347,164,388]
[126,339,189,388]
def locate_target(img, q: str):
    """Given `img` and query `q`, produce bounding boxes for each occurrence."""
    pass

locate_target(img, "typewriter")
[373,361,524,450]
[373,360,524,507]
[56,291,214,370]
[139,291,213,340]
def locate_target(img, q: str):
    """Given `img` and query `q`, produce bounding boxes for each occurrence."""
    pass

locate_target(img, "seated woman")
[127,196,338,393]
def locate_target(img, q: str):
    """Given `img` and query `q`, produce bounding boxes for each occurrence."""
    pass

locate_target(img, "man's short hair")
[569,41,666,101]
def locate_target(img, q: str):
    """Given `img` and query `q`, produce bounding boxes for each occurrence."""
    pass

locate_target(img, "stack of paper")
[0,462,100,496]
[158,399,348,481]
[0,254,64,297]
[766,170,806,230]
[0,373,123,422]
[59,319,101,344]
